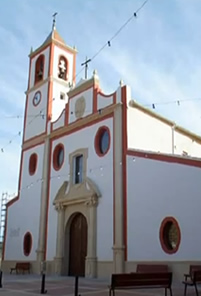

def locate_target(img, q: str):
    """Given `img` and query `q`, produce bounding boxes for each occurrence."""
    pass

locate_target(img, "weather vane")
[52,12,58,30]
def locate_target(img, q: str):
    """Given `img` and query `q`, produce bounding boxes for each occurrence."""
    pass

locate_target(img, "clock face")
[33,91,41,106]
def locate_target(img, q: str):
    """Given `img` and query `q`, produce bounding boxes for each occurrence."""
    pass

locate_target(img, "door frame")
[53,178,101,278]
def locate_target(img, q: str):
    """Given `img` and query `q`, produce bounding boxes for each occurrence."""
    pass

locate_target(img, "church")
[2,24,201,281]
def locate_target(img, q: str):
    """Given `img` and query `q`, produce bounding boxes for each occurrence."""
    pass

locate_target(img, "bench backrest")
[191,270,201,283]
[16,262,30,269]
[136,264,168,273]
[190,265,201,276]
[111,272,172,288]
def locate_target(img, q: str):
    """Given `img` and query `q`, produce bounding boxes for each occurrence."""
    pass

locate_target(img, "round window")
[33,91,41,106]
[23,232,32,256]
[159,217,181,254]
[95,126,110,156]
[53,144,64,170]
[29,153,37,175]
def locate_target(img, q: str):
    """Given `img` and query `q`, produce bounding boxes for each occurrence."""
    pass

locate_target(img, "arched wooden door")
[69,213,88,276]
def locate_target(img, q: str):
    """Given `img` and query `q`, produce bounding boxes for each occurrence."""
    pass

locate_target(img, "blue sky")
[1,0,201,197]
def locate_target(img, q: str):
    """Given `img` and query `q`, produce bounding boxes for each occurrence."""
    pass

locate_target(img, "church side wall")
[127,107,201,157]
[4,144,44,261]
[46,117,114,262]
[126,154,201,261]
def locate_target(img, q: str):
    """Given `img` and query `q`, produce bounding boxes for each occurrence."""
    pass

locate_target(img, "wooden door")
[69,213,87,276]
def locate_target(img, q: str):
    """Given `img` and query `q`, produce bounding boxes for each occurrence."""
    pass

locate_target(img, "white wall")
[29,47,50,89]
[127,154,201,261]
[97,93,114,110]
[68,88,93,124]
[46,117,114,261]
[24,83,48,141]
[5,144,44,260]
[127,106,201,157]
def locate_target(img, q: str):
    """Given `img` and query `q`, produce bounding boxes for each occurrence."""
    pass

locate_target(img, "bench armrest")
[184,274,191,281]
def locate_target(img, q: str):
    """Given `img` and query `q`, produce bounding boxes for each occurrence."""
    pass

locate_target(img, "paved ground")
[0,274,198,296]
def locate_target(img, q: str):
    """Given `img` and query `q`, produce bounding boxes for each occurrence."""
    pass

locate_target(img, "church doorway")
[68,213,88,276]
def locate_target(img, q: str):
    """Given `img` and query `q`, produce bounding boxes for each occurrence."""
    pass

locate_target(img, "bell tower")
[23,22,77,143]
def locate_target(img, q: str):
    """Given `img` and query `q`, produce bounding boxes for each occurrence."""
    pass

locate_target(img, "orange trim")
[27,56,32,90]
[93,87,98,113]
[23,134,46,147]
[23,139,45,152]
[29,153,38,175]
[122,86,128,260]
[23,232,33,256]
[69,85,93,100]
[46,43,54,125]
[127,149,201,168]
[44,139,52,260]
[53,143,65,171]
[30,43,50,59]
[94,126,111,157]
[159,217,181,254]
[22,95,29,143]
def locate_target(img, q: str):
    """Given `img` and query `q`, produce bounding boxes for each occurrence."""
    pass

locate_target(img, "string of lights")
[8,157,137,197]
[1,94,201,153]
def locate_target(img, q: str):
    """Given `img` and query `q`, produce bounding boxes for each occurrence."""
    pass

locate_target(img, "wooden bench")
[136,264,169,273]
[10,262,31,274]
[183,266,201,296]
[109,272,173,296]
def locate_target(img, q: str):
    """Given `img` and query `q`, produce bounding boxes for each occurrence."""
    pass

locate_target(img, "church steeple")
[23,23,78,142]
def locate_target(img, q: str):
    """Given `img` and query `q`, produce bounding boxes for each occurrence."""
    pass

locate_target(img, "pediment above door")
[53,177,101,207]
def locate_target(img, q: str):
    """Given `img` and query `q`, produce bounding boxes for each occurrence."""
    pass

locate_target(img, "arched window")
[58,56,68,80]
[35,54,44,84]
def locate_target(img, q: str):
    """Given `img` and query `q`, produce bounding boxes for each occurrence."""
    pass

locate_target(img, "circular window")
[29,153,37,175]
[33,91,41,106]
[53,144,64,170]
[159,217,181,254]
[23,232,32,256]
[95,126,110,156]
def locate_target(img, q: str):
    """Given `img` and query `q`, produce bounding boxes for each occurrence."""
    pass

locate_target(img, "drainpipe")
[172,124,176,154]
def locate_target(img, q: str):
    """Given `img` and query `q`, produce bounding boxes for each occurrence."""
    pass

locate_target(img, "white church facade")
[2,27,201,281]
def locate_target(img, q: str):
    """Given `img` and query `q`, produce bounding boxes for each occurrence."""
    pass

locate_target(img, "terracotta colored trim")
[53,143,65,171]
[159,217,181,254]
[52,113,113,142]
[93,87,98,113]
[23,231,33,256]
[122,86,128,260]
[22,95,29,143]
[44,139,52,260]
[68,80,94,99]
[94,126,111,157]
[29,43,50,59]
[23,134,46,150]
[127,149,201,168]
[27,56,32,90]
